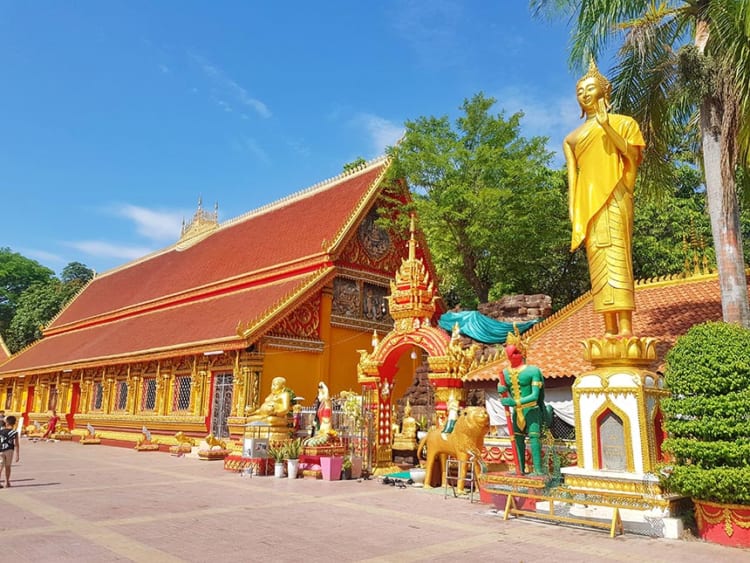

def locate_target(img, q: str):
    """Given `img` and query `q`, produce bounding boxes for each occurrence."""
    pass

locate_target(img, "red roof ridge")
[220,155,390,235]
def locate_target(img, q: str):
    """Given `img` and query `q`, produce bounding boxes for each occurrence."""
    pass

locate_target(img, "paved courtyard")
[0,439,748,562]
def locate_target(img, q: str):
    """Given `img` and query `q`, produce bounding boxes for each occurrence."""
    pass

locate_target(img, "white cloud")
[191,53,271,118]
[238,137,270,163]
[352,113,404,156]
[24,249,66,266]
[64,240,156,261]
[390,0,464,69]
[495,86,581,165]
[111,204,184,242]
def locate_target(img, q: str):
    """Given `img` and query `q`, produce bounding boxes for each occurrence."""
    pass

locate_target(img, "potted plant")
[267,442,286,478]
[285,438,302,479]
[661,322,750,547]
[342,456,353,480]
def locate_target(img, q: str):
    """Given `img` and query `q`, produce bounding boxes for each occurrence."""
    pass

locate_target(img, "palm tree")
[532,0,750,327]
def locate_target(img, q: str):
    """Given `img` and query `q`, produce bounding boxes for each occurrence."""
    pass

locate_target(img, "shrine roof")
[49,158,389,332]
[0,269,333,375]
[464,271,738,382]
[0,335,9,364]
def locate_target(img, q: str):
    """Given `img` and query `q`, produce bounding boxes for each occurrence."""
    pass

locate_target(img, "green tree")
[532,0,750,326]
[61,261,95,286]
[5,280,69,352]
[388,93,580,307]
[0,248,56,337]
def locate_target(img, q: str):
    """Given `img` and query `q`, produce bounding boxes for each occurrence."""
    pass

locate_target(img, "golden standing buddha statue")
[564,60,645,338]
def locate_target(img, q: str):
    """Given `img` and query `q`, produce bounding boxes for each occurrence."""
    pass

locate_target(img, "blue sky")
[0,1,589,275]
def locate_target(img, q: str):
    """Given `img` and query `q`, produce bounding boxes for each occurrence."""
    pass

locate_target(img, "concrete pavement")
[0,438,748,562]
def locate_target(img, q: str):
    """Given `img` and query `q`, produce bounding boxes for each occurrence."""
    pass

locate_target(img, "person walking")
[0,415,20,488]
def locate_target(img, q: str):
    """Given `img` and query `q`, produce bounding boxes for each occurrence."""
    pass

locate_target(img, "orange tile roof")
[0,335,9,364]
[0,270,332,375]
[50,161,388,331]
[465,272,741,382]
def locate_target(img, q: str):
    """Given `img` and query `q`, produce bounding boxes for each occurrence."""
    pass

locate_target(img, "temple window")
[173,375,191,411]
[92,382,104,411]
[142,378,157,411]
[115,380,128,411]
[5,387,12,410]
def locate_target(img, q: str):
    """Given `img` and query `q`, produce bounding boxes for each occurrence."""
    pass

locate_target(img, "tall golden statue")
[564,60,645,338]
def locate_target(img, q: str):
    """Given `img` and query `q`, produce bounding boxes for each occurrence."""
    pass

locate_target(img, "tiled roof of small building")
[465,271,742,381]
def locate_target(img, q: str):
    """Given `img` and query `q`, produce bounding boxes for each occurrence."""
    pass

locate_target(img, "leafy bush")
[284,438,302,460]
[661,322,750,504]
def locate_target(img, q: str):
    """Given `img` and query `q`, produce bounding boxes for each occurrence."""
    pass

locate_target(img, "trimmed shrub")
[661,322,750,505]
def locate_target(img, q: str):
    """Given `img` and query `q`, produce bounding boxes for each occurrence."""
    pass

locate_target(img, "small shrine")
[357,215,478,475]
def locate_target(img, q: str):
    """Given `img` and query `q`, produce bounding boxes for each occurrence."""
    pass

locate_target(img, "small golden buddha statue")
[393,399,417,450]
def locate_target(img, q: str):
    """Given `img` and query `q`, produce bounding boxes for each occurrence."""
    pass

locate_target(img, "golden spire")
[386,214,436,331]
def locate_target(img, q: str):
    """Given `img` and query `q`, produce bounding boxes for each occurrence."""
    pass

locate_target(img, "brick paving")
[0,439,748,562]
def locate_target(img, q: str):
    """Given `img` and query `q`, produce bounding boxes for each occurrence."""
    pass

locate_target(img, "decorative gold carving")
[269,294,321,339]
[582,336,658,368]
[358,207,392,261]
[177,197,219,248]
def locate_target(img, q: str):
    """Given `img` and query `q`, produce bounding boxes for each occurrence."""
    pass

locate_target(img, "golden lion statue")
[204,434,227,450]
[175,431,195,446]
[417,406,489,493]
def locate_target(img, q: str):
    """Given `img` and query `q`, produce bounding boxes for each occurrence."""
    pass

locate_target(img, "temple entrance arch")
[357,216,479,474]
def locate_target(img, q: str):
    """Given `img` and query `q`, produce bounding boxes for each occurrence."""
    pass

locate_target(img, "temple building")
[0,157,438,444]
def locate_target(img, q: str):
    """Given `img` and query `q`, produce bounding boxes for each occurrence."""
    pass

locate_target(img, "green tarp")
[438,311,538,344]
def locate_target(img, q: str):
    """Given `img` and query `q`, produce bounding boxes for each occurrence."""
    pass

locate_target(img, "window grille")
[5,387,13,410]
[47,385,58,411]
[92,382,103,411]
[142,378,157,411]
[115,381,128,411]
[173,376,191,411]
[550,412,576,441]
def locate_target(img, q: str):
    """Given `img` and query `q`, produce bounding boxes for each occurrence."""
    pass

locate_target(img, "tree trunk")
[700,97,750,327]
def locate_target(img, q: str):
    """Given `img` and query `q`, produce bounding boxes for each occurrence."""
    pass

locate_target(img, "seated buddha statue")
[245,376,291,427]
[393,399,417,450]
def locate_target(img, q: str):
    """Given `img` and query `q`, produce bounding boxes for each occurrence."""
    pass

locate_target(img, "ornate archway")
[357,216,478,474]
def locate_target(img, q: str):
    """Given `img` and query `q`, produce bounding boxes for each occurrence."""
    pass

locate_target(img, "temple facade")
[0,157,439,445]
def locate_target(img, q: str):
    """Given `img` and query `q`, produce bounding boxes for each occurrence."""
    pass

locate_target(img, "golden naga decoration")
[417,406,489,493]
[564,59,645,339]
[135,425,160,451]
[386,214,436,333]
[80,423,101,445]
[204,434,227,450]
[169,431,195,456]
[198,433,230,460]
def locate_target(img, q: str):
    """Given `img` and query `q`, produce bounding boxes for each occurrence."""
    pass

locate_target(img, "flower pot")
[409,467,426,486]
[320,456,343,481]
[694,499,750,548]
[274,462,285,478]
[287,458,300,479]
[350,455,363,479]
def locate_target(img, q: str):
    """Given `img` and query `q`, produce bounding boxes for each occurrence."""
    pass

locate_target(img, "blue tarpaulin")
[438,311,538,344]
